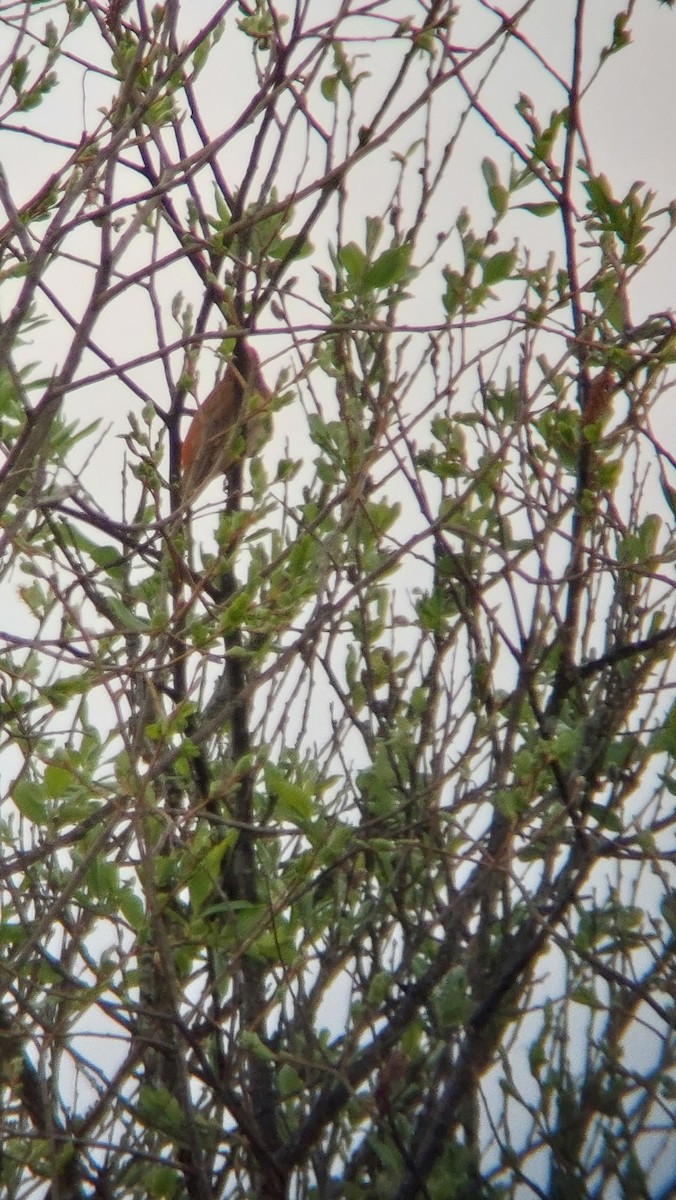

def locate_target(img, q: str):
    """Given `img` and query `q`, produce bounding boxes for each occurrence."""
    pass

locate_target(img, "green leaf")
[44,765,73,798]
[488,184,509,216]
[269,233,313,261]
[572,984,603,1009]
[239,1030,275,1061]
[365,216,383,256]
[367,971,391,1005]
[147,95,175,126]
[89,543,122,572]
[651,701,676,755]
[18,72,58,112]
[249,923,294,965]
[363,244,411,289]
[187,839,229,914]
[237,11,276,41]
[442,269,465,318]
[278,1062,303,1099]
[520,201,559,217]
[601,13,631,61]
[638,513,661,557]
[661,893,676,935]
[321,74,338,101]
[192,36,211,76]
[42,675,89,708]
[584,172,616,218]
[106,597,150,632]
[436,968,472,1029]
[660,476,676,520]
[118,888,145,930]
[412,27,435,54]
[264,763,314,822]
[481,157,500,190]
[0,261,33,281]
[371,1136,402,1173]
[482,248,517,285]
[87,859,119,900]
[338,241,367,282]
[13,779,48,822]
[137,1086,186,1139]
[9,56,29,93]
[141,1165,181,1200]
[596,459,622,489]
[586,804,622,833]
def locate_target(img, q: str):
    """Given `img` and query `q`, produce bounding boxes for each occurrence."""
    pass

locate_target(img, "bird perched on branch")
[180,341,272,503]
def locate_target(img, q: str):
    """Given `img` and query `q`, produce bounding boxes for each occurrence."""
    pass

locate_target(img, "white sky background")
[0,1,674,1193]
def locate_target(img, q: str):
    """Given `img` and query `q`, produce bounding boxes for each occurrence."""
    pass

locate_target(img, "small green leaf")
[572,985,603,1009]
[142,1165,181,1200]
[137,1086,185,1139]
[412,27,435,54]
[339,241,367,282]
[17,72,58,112]
[367,971,391,1005]
[488,184,509,216]
[442,269,465,318]
[9,56,29,94]
[188,839,229,914]
[520,201,559,217]
[249,924,294,965]
[481,157,500,190]
[90,544,123,573]
[371,1136,402,1172]
[14,780,48,822]
[363,244,411,289]
[482,249,517,285]
[87,859,119,900]
[651,701,676,755]
[264,763,314,822]
[147,95,175,127]
[436,968,472,1029]
[584,173,616,218]
[42,676,88,708]
[365,216,383,256]
[638,513,661,557]
[278,1063,303,1098]
[44,765,73,798]
[239,1030,275,1061]
[321,74,338,101]
[106,597,150,632]
[586,804,622,832]
[597,459,622,489]
[269,233,313,261]
[192,37,210,75]
[118,888,145,930]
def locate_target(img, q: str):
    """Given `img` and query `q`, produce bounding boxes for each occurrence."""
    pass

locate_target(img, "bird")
[180,341,272,503]
[582,366,615,429]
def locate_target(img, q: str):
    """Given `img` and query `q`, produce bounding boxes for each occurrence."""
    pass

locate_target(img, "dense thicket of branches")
[0,3,674,1198]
